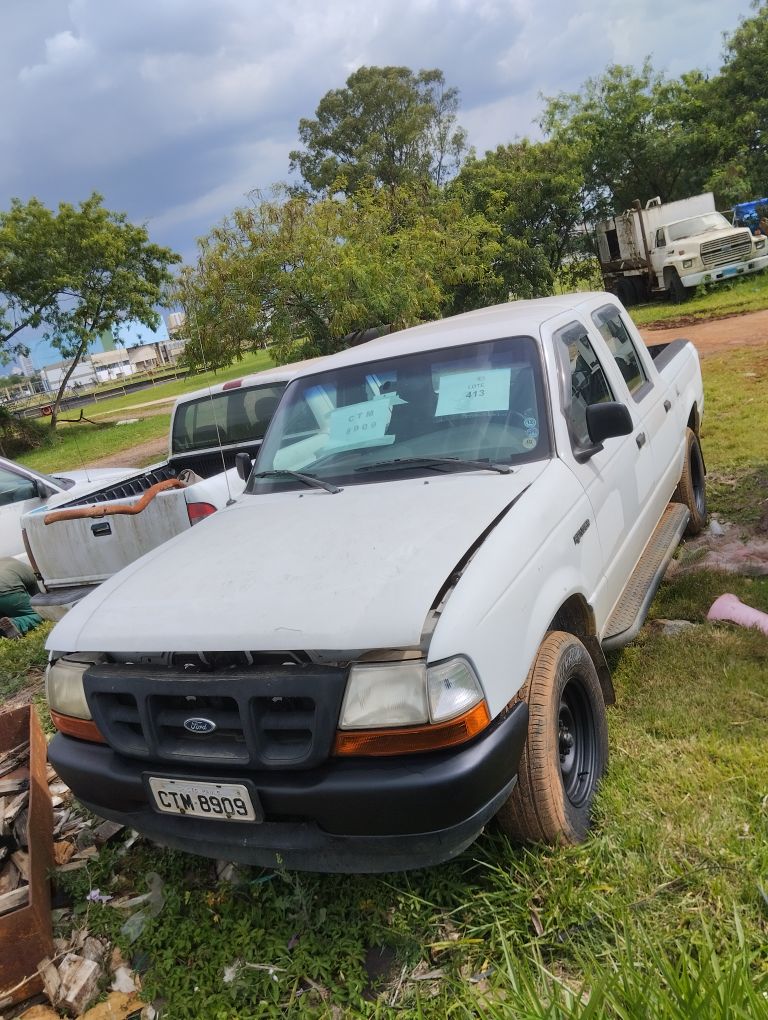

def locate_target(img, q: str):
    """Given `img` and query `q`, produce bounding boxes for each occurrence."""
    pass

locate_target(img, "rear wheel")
[496,632,608,844]
[673,427,707,535]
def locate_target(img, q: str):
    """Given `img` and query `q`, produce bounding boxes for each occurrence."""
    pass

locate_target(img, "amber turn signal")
[333,700,491,757]
[50,710,106,744]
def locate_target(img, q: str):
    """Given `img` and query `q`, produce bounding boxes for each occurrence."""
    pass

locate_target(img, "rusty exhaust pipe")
[43,478,186,525]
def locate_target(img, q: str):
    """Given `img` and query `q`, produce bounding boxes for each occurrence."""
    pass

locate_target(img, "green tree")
[174,185,499,367]
[706,1,768,201]
[290,66,467,194]
[0,193,180,426]
[451,139,589,299]
[541,62,718,220]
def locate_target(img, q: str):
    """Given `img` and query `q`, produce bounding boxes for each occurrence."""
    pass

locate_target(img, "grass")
[699,346,768,526]
[0,621,51,700]
[17,414,171,474]
[630,270,768,327]
[84,349,275,420]
[5,313,767,1016]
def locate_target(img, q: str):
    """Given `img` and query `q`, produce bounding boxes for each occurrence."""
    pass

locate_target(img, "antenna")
[189,311,235,506]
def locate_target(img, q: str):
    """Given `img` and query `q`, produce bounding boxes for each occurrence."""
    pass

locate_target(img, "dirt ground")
[639,307,768,356]
[85,309,766,470]
[86,433,169,469]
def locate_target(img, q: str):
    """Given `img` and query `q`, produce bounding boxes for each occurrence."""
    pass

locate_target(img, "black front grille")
[84,664,347,770]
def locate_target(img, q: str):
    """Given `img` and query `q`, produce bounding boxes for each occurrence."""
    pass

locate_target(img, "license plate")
[723,266,738,277]
[147,777,261,822]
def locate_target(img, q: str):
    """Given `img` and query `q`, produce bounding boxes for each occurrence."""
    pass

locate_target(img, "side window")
[0,467,36,507]
[655,227,665,248]
[554,322,614,450]
[592,305,649,396]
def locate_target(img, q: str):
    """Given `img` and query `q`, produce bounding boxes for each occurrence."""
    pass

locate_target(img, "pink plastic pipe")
[707,593,768,636]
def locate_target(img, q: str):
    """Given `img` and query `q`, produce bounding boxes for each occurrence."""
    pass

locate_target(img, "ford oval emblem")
[183,717,217,734]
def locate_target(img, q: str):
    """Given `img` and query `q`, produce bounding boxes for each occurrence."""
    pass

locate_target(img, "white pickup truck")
[44,293,705,873]
[23,361,314,619]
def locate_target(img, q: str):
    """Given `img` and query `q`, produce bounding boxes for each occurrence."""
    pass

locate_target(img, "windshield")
[171,382,287,454]
[667,213,731,241]
[248,336,549,491]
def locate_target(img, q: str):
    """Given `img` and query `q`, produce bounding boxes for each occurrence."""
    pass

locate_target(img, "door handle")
[663,399,672,412]
[636,432,647,449]
[91,521,112,537]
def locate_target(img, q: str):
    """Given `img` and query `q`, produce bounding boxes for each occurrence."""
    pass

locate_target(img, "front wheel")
[673,427,707,535]
[496,632,608,844]
[667,270,690,303]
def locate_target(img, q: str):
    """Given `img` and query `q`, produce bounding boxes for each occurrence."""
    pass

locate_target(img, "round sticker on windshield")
[523,416,537,429]
[523,436,537,449]
[526,428,539,438]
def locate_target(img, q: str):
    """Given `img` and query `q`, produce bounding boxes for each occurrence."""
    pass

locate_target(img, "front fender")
[428,460,604,717]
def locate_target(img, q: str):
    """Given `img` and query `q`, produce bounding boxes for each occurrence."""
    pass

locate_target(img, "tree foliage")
[705,1,768,202]
[0,193,180,425]
[541,62,720,220]
[451,140,590,299]
[173,185,500,367]
[290,66,467,194]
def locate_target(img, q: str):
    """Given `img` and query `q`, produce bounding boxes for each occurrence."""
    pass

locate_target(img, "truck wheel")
[496,631,608,845]
[667,271,689,304]
[673,428,707,535]
[617,278,635,307]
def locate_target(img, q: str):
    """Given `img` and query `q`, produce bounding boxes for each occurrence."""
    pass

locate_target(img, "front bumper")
[680,253,768,287]
[48,701,528,873]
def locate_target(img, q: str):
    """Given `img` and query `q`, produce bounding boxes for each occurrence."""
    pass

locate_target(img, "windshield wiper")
[251,470,342,494]
[355,456,513,476]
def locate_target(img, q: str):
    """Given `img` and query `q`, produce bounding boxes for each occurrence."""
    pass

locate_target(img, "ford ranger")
[43,293,705,872]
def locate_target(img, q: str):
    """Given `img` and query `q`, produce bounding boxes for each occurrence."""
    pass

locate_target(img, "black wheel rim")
[558,674,599,809]
[691,441,706,517]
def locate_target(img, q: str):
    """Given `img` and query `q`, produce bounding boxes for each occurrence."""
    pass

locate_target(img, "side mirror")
[586,402,634,444]
[235,452,253,482]
[575,402,634,463]
[35,481,57,500]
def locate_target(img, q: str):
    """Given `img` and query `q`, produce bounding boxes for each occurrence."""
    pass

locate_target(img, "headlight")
[339,661,429,729]
[46,654,100,719]
[682,259,694,269]
[335,655,490,755]
[755,239,766,251]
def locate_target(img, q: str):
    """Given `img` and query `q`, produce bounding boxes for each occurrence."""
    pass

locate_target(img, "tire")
[673,427,707,535]
[616,278,635,307]
[667,270,690,304]
[496,631,608,845]
[630,275,649,305]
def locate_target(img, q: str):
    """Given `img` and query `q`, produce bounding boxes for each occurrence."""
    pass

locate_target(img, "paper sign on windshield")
[435,368,511,417]
[325,395,393,448]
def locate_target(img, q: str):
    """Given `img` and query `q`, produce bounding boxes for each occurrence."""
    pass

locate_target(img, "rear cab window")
[591,304,651,400]
[171,383,287,454]
[553,321,614,452]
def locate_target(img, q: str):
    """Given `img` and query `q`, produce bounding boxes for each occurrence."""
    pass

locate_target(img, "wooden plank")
[0,886,28,917]
[0,705,53,1007]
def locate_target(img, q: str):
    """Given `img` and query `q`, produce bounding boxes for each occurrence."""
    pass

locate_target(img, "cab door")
[0,464,49,559]
[549,318,648,626]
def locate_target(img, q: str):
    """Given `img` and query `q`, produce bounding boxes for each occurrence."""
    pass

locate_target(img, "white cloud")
[0,0,757,261]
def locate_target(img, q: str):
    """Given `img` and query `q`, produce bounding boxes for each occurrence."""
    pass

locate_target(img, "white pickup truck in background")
[45,293,705,873]
[23,360,316,618]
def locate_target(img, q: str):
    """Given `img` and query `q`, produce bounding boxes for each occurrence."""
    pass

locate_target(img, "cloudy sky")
[0,0,755,366]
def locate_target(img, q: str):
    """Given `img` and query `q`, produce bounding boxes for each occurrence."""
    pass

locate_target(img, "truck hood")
[48,462,547,654]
